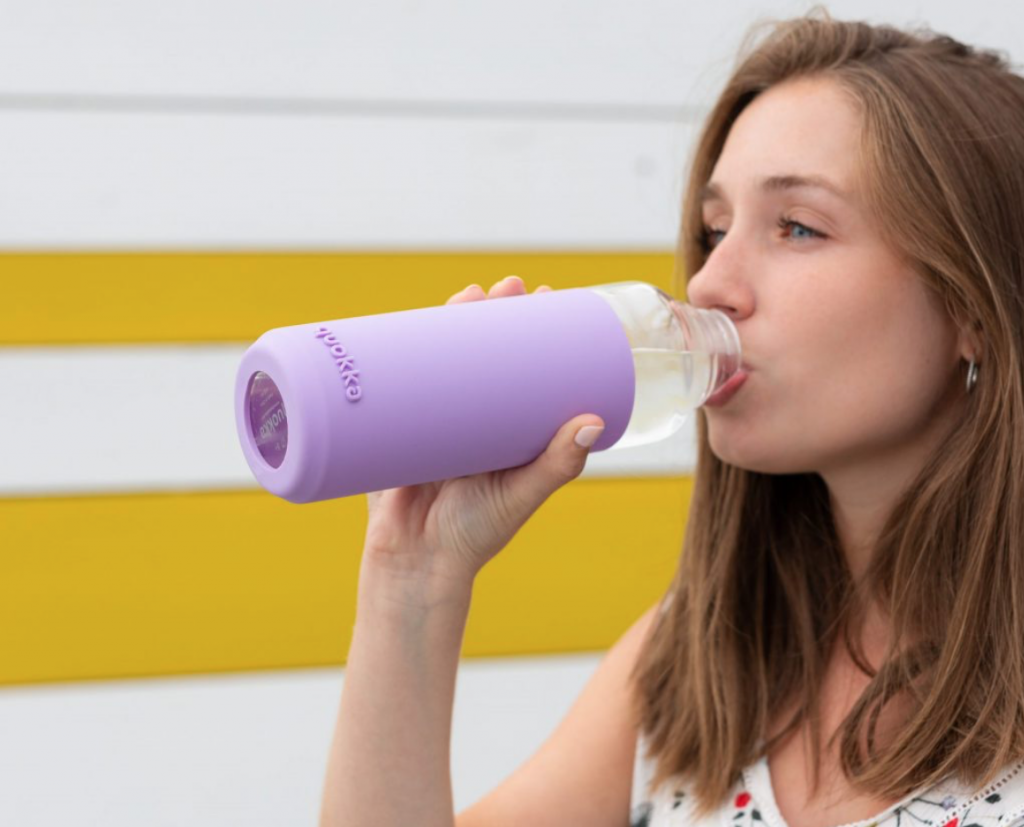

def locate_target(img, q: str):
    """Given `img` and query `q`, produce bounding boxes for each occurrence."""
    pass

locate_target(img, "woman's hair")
[628,5,1024,819]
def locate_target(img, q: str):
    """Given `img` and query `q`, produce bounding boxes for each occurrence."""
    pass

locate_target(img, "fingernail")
[575,425,604,449]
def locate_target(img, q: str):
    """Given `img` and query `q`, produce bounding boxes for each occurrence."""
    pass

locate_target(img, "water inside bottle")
[611,347,713,450]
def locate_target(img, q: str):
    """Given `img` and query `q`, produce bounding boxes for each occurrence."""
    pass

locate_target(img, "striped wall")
[4,0,1023,689]
[4,2,1024,823]
[3,253,694,687]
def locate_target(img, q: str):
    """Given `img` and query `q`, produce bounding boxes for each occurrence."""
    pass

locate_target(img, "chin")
[705,424,807,475]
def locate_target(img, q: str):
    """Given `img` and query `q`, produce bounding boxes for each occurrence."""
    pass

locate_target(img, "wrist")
[357,548,475,618]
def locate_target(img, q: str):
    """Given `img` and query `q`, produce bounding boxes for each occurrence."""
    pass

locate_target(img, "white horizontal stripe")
[0,0,733,107]
[0,652,605,824]
[0,345,697,498]
[0,112,694,248]
[2,0,1018,109]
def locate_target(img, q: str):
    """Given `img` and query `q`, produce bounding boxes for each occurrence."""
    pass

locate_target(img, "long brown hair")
[628,6,1024,819]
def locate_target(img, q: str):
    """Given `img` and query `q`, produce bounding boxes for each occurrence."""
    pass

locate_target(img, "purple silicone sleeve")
[234,287,636,504]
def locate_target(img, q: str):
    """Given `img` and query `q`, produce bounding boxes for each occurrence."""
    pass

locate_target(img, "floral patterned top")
[629,734,1024,827]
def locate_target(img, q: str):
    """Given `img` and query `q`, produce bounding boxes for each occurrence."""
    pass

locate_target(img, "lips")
[704,368,749,407]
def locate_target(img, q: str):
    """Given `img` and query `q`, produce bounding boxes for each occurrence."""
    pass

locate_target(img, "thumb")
[499,415,606,513]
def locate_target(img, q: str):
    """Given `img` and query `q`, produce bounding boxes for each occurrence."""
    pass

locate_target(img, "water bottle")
[234,281,741,504]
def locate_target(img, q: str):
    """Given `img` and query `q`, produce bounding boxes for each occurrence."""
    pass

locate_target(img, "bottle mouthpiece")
[670,303,742,403]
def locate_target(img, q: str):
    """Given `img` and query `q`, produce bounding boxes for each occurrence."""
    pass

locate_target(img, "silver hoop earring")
[966,358,979,393]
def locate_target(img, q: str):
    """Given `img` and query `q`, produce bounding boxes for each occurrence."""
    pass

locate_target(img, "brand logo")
[315,327,362,401]
[259,406,286,440]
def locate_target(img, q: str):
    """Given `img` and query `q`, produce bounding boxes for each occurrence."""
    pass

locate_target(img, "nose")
[684,242,754,323]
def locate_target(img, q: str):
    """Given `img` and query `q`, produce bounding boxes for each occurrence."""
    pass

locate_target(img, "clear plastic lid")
[586,281,742,404]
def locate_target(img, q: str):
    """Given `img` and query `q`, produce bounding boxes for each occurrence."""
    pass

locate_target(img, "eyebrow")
[699,174,850,205]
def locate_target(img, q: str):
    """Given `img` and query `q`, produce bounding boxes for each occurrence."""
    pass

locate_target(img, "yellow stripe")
[0,478,689,686]
[2,251,678,345]
[2,251,688,685]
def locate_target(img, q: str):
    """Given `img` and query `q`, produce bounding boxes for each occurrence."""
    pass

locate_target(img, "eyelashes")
[697,217,826,254]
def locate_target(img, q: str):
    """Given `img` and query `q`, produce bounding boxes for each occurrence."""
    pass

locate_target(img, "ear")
[957,319,984,364]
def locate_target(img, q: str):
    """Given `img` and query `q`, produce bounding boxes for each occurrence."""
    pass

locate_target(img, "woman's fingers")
[447,278,551,305]
[487,276,526,298]
[446,285,483,305]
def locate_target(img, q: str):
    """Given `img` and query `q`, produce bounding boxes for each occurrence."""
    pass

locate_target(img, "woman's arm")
[319,561,472,827]
[319,275,616,826]
[319,565,660,827]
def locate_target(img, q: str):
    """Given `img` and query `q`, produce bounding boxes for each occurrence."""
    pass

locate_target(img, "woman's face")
[687,76,968,477]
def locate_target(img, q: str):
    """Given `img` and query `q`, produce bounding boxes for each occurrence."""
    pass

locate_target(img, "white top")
[630,733,1024,827]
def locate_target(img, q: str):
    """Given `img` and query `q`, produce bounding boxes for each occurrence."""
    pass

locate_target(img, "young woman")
[320,8,1024,826]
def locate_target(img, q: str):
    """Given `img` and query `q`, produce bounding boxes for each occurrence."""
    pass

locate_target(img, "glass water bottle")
[235,280,741,503]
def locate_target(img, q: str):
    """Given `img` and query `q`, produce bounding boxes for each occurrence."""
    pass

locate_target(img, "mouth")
[704,368,749,407]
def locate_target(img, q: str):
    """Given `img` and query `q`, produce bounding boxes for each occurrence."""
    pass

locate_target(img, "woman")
[320,8,1024,826]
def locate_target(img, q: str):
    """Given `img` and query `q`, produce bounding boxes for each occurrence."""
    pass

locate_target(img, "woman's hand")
[361,276,606,592]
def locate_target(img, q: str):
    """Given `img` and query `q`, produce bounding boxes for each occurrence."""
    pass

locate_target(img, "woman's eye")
[778,218,825,241]
[698,218,825,252]
[700,226,726,251]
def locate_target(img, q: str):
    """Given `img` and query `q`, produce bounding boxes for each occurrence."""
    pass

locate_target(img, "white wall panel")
[0,653,604,826]
[0,345,698,498]
[1,1,1021,108]
[0,112,694,248]
[0,0,739,108]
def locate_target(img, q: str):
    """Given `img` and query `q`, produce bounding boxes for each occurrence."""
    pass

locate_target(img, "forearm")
[319,560,473,827]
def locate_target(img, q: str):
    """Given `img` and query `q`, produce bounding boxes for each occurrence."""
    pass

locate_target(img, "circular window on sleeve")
[247,371,288,468]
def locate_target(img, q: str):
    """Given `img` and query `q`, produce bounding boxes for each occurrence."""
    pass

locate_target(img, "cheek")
[837,274,957,405]
[783,262,954,405]
[705,272,958,473]
[847,299,958,433]
[825,286,949,396]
